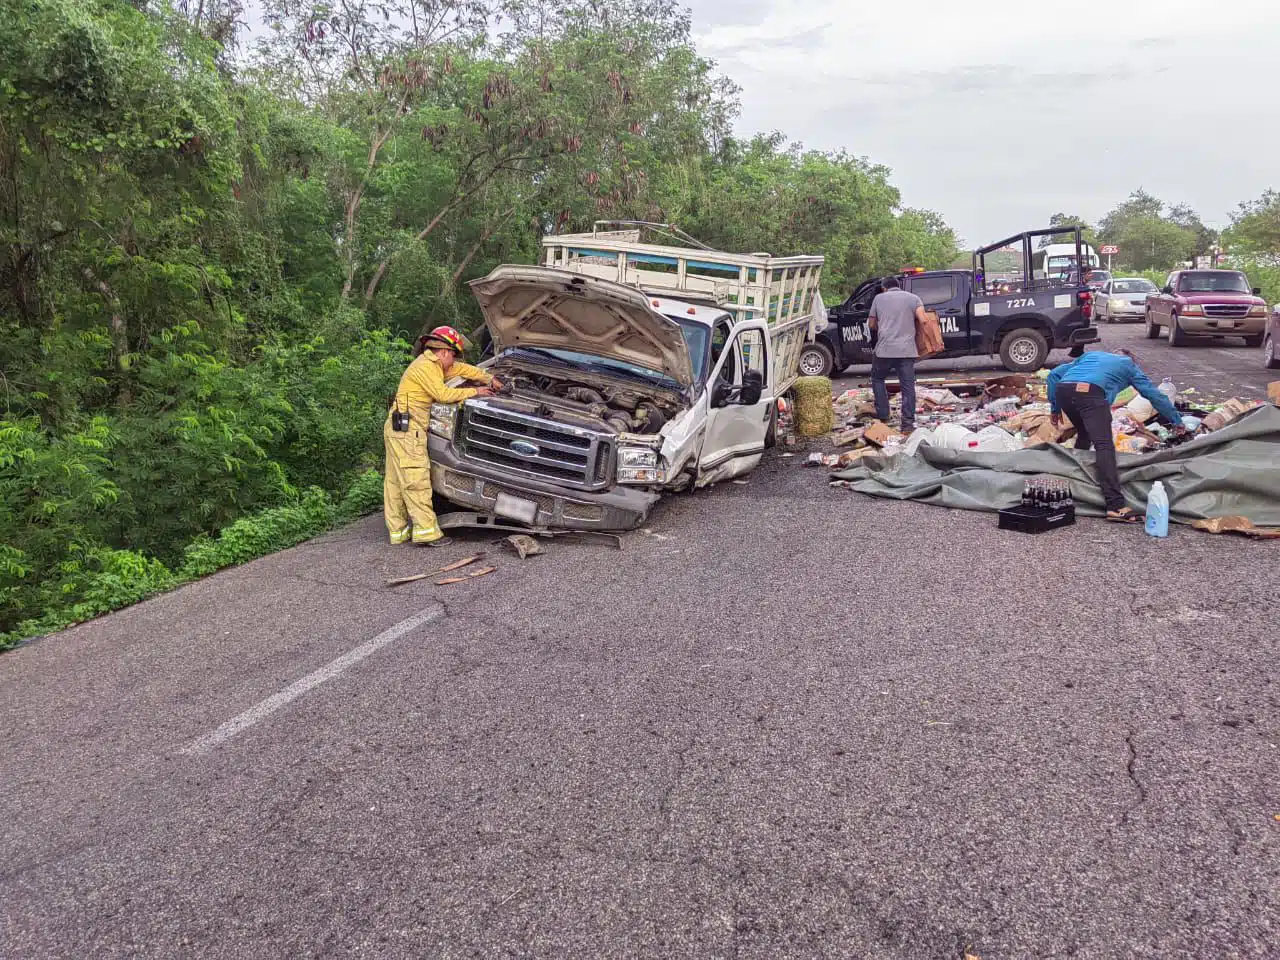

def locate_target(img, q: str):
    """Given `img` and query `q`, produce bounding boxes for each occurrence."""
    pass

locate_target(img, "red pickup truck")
[1144,269,1268,347]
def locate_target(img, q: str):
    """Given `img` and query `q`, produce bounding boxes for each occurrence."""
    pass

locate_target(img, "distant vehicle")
[1083,269,1111,291]
[1031,242,1100,281]
[1144,270,1268,347]
[1096,277,1157,323]
[1264,303,1280,369]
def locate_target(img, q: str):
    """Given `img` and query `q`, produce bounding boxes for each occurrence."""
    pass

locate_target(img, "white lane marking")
[180,604,444,755]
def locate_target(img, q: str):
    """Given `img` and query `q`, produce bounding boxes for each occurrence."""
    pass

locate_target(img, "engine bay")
[485,358,685,436]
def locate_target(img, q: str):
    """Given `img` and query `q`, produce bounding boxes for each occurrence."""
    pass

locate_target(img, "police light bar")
[900,266,926,275]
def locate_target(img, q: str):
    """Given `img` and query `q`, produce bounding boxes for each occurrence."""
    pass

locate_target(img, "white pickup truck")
[425,227,823,530]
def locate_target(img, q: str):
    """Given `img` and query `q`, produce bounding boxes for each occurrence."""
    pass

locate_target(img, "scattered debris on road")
[504,534,545,559]
[1190,517,1280,540]
[439,554,487,572]
[803,373,1269,469]
[435,565,496,586]
[385,553,488,587]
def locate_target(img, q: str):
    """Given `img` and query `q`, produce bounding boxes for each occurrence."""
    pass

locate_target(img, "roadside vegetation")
[0,0,963,646]
[1040,193,1280,301]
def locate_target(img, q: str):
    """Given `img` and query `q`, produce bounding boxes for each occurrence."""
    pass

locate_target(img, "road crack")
[1121,730,1147,824]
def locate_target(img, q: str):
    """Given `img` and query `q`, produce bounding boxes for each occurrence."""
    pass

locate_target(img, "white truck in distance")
[425,226,824,531]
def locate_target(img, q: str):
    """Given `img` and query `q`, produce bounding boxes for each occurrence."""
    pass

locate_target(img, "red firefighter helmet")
[422,325,468,353]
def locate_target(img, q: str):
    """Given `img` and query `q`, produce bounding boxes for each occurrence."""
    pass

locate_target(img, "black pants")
[1055,381,1124,511]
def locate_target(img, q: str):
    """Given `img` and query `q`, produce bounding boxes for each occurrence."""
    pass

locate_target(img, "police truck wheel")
[1145,311,1161,338]
[1167,313,1188,346]
[798,342,835,378]
[998,328,1048,373]
[1265,334,1280,369]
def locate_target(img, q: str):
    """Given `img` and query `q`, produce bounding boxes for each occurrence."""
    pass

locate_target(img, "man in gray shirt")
[868,276,927,432]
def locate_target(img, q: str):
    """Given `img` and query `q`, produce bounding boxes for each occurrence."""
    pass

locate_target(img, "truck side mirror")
[739,370,764,406]
[711,380,734,408]
[1161,285,1173,295]
[1252,287,1262,296]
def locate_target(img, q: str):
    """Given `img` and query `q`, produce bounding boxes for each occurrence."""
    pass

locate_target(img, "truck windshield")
[1178,272,1250,293]
[673,318,710,379]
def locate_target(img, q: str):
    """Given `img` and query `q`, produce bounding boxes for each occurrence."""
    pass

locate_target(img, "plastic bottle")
[1158,377,1177,404]
[1144,481,1169,538]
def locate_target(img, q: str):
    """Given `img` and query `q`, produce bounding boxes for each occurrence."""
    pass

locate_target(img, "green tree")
[1224,190,1280,254]
[1097,190,1199,271]
[1039,213,1096,248]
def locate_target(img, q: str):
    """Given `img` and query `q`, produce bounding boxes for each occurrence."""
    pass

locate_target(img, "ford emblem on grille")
[509,439,540,458]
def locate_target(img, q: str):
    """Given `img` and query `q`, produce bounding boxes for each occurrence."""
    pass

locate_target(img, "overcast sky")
[687,0,1279,247]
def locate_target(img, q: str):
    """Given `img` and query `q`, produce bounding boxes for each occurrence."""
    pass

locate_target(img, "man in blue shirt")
[1046,349,1183,522]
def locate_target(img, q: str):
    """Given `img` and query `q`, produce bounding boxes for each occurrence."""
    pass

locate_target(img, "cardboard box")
[1203,398,1253,431]
[862,420,901,447]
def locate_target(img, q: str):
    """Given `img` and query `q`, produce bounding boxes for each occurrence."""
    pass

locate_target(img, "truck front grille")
[457,401,613,491]
[1203,304,1250,318]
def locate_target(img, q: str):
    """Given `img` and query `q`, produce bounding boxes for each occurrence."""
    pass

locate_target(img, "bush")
[1,469,386,650]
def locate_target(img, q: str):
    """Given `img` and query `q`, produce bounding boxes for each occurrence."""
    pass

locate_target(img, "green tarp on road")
[831,404,1280,526]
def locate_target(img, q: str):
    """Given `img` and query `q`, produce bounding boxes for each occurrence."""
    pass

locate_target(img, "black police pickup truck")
[798,227,1101,376]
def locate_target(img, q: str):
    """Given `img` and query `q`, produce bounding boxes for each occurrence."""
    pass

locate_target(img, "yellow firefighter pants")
[383,419,444,544]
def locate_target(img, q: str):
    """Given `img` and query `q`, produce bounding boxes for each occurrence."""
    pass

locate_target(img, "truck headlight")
[616,445,663,484]
[1248,305,1266,317]
[1181,304,1203,315]
[429,403,459,439]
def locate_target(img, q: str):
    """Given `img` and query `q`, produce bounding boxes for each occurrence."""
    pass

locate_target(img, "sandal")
[1106,507,1141,524]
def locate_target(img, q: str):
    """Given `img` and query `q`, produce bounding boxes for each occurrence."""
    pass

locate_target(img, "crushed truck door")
[697,322,771,484]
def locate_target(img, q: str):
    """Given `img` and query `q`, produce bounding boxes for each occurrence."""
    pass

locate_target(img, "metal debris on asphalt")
[504,534,545,558]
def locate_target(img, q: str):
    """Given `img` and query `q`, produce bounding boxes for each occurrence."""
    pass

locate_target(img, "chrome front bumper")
[1177,315,1265,336]
[428,435,658,531]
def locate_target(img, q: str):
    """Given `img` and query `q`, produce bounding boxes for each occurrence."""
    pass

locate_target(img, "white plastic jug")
[931,423,973,451]
[1159,377,1177,404]
[1145,480,1169,538]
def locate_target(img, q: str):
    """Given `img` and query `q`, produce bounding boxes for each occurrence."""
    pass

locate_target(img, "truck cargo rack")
[542,222,824,393]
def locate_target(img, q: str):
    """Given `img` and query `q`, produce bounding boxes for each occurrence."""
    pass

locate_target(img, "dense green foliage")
[0,0,960,644]
[1036,191,1280,302]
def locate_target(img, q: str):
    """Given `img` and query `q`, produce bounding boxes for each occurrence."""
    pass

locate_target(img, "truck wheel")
[1145,311,1161,339]
[999,328,1048,373]
[1167,313,1188,347]
[1242,333,1263,348]
[798,342,835,378]
[1265,334,1280,370]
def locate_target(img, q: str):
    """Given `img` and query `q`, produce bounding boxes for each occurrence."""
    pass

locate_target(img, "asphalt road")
[3,337,1277,959]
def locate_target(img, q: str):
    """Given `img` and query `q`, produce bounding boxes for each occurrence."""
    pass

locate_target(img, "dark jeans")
[871,356,917,430]
[1056,381,1124,511]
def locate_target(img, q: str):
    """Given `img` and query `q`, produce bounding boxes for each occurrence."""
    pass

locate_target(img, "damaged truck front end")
[428,266,701,531]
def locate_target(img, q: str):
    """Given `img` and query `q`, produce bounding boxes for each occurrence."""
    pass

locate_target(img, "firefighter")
[384,326,501,547]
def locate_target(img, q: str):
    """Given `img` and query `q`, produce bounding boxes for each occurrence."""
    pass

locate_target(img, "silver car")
[1096,277,1157,323]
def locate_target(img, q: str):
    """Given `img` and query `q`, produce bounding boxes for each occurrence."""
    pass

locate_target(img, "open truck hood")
[469,266,695,387]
